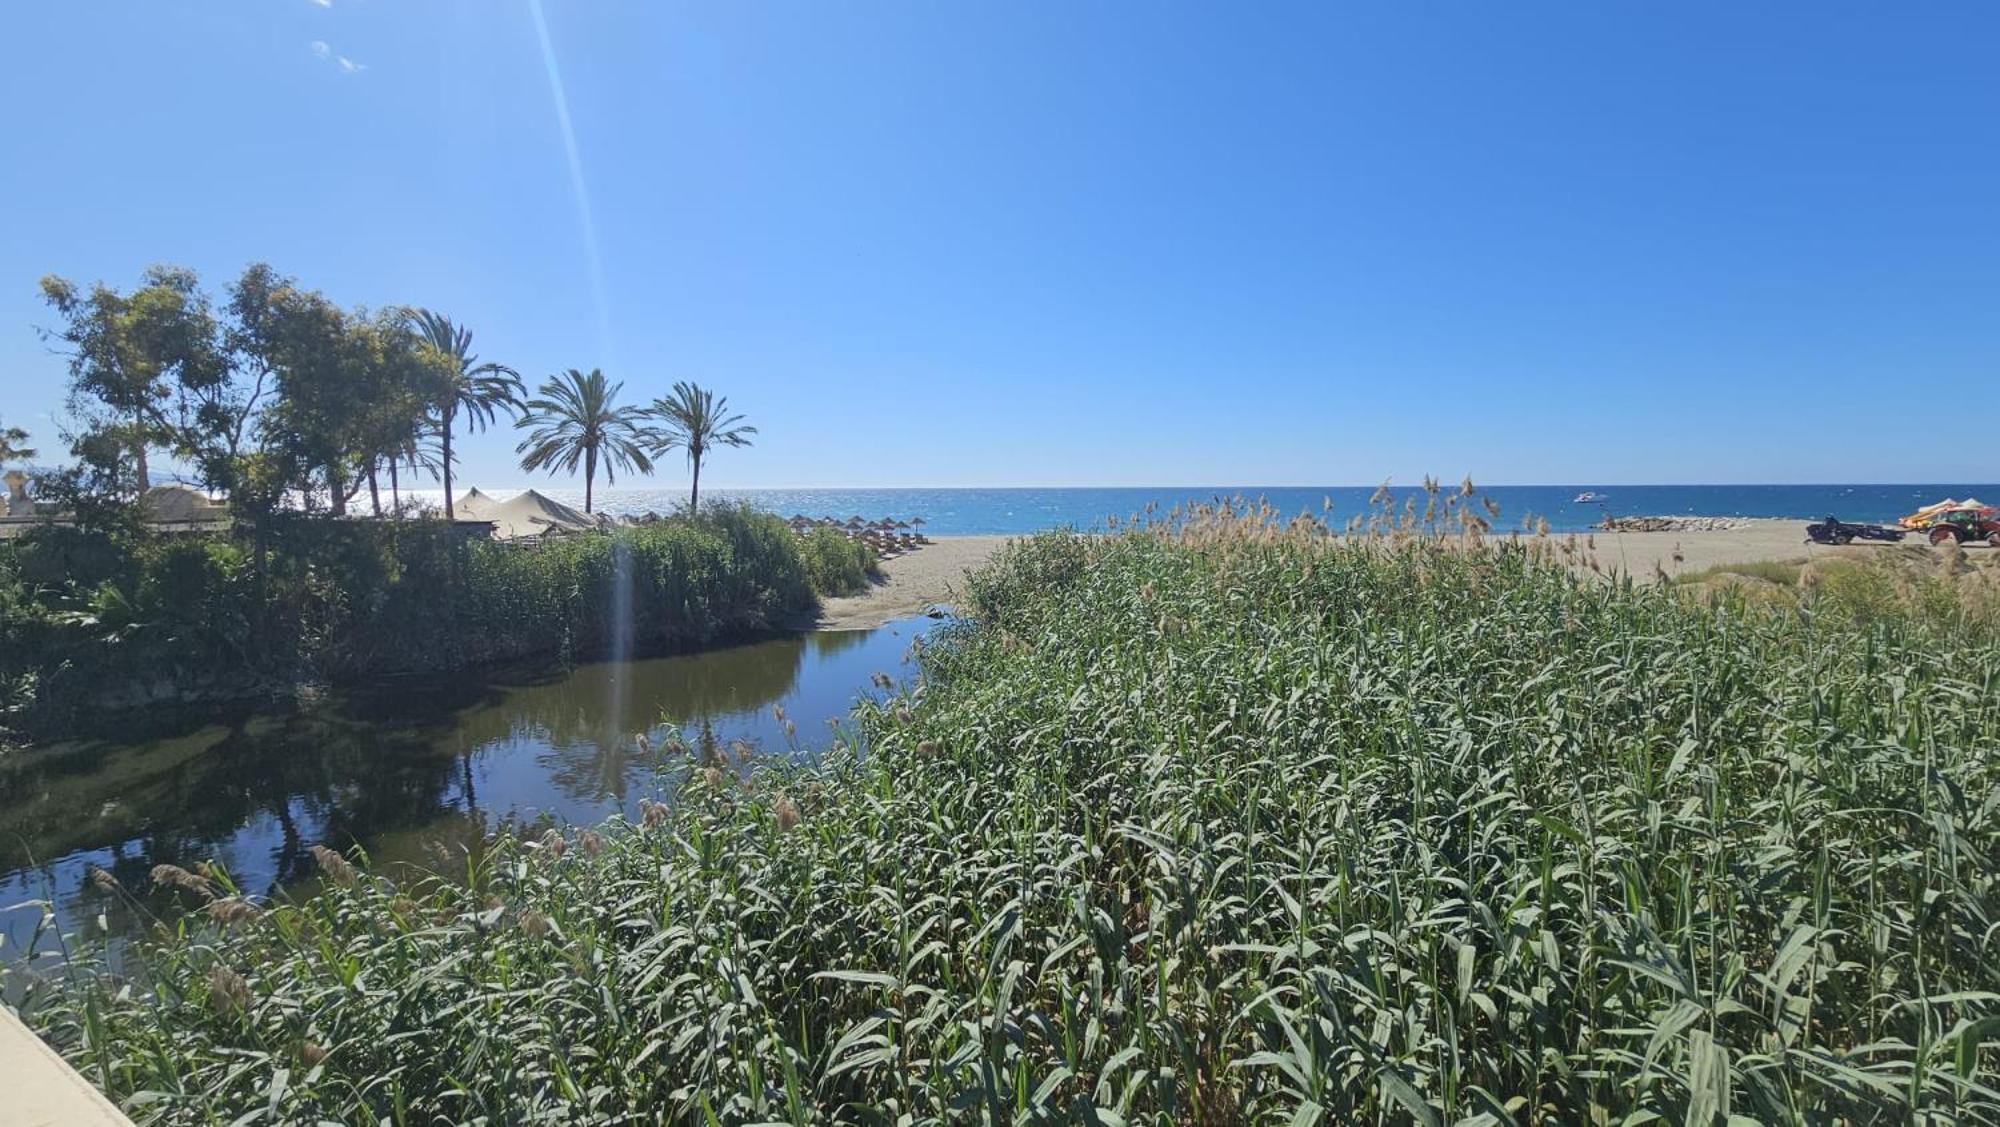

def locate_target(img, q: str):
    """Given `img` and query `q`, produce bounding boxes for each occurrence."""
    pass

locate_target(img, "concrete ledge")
[0,1005,132,1125]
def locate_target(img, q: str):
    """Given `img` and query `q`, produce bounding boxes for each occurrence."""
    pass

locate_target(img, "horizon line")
[446,480,2000,492]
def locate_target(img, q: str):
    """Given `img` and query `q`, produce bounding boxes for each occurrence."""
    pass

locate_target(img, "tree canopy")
[515,368,652,514]
[33,264,765,524]
[645,381,756,513]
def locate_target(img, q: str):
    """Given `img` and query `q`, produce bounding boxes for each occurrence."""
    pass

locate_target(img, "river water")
[0,616,934,959]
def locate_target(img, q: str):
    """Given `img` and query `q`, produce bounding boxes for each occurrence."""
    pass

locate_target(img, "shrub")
[795,526,877,597]
[17,515,1998,1122]
[0,506,848,738]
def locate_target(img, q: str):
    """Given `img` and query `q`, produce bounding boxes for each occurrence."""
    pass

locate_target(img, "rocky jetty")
[1597,515,1747,533]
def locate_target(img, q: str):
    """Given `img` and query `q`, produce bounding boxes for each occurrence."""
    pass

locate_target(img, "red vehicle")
[1921,507,2000,547]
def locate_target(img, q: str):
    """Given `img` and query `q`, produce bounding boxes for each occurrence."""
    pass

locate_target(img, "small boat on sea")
[1573,491,1607,503]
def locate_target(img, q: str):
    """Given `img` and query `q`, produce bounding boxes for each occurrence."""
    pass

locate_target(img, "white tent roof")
[455,488,596,540]
[139,484,226,521]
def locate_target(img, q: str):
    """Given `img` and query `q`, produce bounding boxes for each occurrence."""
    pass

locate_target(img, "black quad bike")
[1805,516,1905,546]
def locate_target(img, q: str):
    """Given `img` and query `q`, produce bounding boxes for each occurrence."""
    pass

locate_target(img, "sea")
[418,484,2000,536]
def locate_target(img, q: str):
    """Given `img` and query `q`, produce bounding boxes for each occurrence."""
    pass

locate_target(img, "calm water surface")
[1,617,932,956]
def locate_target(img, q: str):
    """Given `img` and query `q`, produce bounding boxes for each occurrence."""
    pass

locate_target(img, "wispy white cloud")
[308,0,332,8]
[307,40,366,73]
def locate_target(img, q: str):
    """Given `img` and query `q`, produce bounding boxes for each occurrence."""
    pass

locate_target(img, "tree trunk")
[389,458,401,516]
[441,415,455,520]
[584,446,596,513]
[367,463,382,518]
[133,432,151,493]
[689,455,701,515]
[328,466,348,517]
[252,519,270,662]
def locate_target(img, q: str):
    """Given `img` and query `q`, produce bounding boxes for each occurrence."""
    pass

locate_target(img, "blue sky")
[3,2,1996,488]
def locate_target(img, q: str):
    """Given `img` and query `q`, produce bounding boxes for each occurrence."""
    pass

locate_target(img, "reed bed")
[1,505,873,738]
[12,498,2000,1123]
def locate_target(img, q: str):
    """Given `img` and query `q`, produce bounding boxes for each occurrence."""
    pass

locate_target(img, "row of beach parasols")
[786,513,933,556]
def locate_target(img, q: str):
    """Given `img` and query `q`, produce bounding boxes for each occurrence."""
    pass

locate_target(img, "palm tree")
[401,309,522,519]
[0,418,32,468]
[385,428,442,517]
[643,381,756,514]
[514,368,653,513]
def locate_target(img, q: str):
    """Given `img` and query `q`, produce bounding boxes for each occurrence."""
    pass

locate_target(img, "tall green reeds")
[13,499,1998,1122]
[0,505,871,738]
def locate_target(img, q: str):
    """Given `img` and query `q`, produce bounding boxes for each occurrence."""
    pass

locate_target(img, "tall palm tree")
[401,309,522,519]
[0,418,32,468]
[643,381,755,514]
[514,368,653,513]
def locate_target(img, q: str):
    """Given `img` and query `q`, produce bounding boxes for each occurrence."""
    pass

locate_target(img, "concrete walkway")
[0,1006,131,1125]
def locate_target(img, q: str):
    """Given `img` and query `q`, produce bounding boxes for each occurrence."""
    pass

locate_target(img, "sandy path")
[801,535,1010,631]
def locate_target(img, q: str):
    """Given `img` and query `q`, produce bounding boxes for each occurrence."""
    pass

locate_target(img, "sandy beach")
[803,519,1982,629]
[803,535,1011,630]
[1544,517,1975,581]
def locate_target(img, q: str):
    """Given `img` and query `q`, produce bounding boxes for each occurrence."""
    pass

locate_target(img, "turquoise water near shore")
[429,484,2000,535]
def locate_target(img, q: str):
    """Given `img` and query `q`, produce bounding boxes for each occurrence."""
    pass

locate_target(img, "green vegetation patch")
[14,523,2000,1122]
[0,506,869,738]
[1672,557,1805,587]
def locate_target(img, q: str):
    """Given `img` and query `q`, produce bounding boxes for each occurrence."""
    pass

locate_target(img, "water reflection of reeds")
[0,619,926,952]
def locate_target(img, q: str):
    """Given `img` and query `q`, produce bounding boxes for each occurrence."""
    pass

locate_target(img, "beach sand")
[1544,517,1953,580]
[802,519,1969,630]
[803,535,1010,631]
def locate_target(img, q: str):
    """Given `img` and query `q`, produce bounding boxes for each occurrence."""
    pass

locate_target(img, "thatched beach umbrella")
[910,516,927,526]
[846,516,866,528]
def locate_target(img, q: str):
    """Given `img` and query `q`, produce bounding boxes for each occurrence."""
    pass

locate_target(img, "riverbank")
[25,520,1995,1123]
[796,535,1009,630]
[1,508,868,741]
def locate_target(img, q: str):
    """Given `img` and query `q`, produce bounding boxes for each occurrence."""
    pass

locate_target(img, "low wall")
[0,1006,132,1125]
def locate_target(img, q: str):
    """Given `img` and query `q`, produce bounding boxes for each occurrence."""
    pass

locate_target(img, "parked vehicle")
[1918,508,2000,547]
[1805,516,1904,545]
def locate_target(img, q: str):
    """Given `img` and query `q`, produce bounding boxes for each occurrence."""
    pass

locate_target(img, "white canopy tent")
[455,488,598,541]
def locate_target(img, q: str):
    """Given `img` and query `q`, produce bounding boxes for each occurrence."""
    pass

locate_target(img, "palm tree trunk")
[389,458,401,516]
[585,446,597,513]
[441,414,455,520]
[689,455,701,515]
[368,464,382,518]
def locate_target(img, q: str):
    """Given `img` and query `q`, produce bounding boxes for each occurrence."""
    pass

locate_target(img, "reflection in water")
[1,618,929,954]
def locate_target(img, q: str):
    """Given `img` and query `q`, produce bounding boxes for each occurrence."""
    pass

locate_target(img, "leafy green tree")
[515,368,652,513]
[0,418,33,468]
[643,381,755,514]
[39,266,232,492]
[344,312,454,517]
[245,281,356,512]
[401,310,521,520]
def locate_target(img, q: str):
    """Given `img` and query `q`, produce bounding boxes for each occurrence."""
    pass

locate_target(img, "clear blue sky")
[4,2,1996,488]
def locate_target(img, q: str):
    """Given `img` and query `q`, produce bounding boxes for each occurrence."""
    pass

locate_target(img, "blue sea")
[440,484,2000,536]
